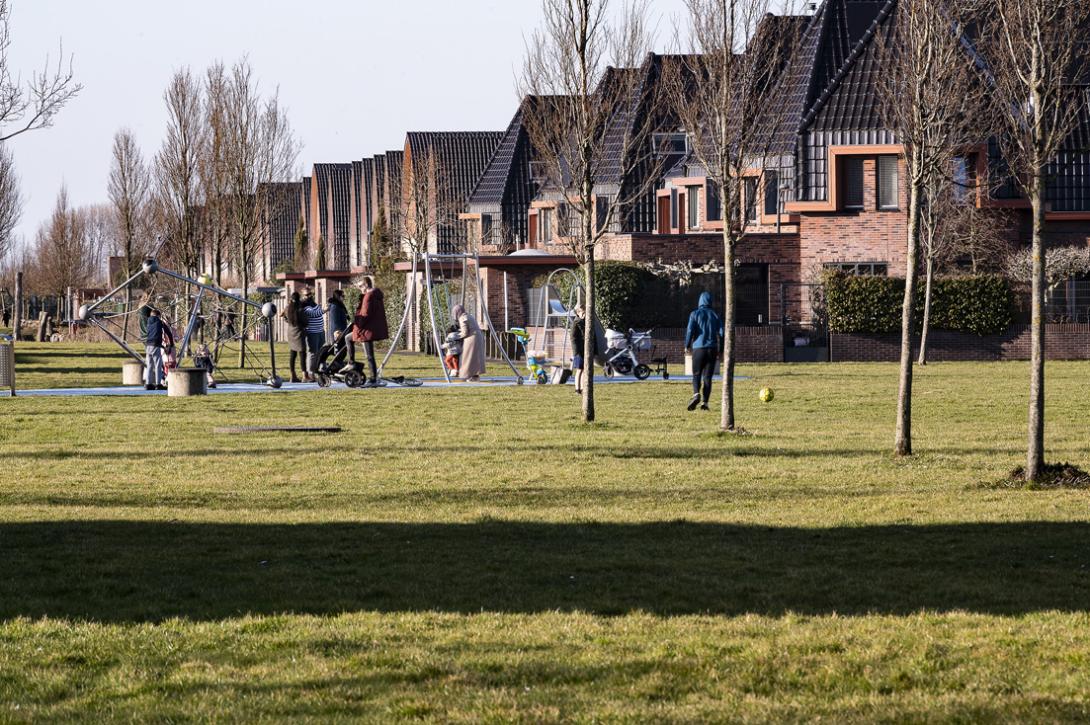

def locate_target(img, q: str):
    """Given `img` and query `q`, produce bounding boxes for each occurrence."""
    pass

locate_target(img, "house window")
[480,214,493,244]
[539,208,554,242]
[952,155,973,204]
[842,157,865,210]
[744,177,758,222]
[557,203,570,238]
[653,132,689,157]
[706,180,722,221]
[596,196,612,234]
[687,186,701,229]
[824,262,888,276]
[764,171,780,217]
[877,156,899,210]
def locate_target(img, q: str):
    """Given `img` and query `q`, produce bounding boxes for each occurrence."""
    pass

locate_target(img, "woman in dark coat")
[281,292,306,383]
[352,277,389,384]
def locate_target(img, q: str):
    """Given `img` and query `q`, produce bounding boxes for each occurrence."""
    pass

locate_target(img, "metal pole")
[503,271,509,333]
[378,255,417,376]
[266,316,278,382]
[156,267,262,310]
[179,288,206,360]
[90,317,145,364]
[83,269,145,316]
[474,253,522,380]
[424,254,452,383]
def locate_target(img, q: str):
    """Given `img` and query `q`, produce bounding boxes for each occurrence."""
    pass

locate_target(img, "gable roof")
[405,131,504,205]
[470,100,534,208]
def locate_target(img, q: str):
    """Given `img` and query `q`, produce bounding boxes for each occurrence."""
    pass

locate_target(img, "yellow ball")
[759,387,775,403]
[198,274,214,287]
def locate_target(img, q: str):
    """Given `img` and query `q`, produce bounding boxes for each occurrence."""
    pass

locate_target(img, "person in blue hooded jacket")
[684,291,723,411]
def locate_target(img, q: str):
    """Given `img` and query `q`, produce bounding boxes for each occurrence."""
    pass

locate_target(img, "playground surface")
[2,346,1090,721]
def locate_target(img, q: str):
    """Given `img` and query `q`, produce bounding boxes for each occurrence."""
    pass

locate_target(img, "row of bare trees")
[521,0,1088,482]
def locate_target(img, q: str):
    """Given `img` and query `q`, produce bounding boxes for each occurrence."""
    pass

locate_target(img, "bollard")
[167,368,209,397]
[122,361,145,386]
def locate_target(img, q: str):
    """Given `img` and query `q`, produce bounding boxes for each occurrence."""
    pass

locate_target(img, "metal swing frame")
[379,252,523,384]
[78,258,282,387]
[531,267,585,374]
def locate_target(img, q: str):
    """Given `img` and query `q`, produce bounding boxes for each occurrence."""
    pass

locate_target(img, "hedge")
[535,262,711,330]
[824,271,1013,336]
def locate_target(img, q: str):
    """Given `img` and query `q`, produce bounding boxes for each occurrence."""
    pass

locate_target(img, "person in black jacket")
[570,305,597,394]
[326,289,353,367]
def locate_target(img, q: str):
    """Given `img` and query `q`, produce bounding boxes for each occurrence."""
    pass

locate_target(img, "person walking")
[684,291,723,411]
[351,276,388,384]
[2,307,10,330]
[281,292,306,383]
[451,303,485,382]
[144,308,173,391]
[301,291,326,382]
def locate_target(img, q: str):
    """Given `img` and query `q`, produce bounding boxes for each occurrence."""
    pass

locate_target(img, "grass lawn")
[2,344,1090,721]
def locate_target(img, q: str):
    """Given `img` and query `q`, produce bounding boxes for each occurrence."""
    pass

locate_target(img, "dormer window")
[653,132,689,157]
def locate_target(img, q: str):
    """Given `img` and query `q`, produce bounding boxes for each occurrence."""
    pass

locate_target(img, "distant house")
[403,131,504,254]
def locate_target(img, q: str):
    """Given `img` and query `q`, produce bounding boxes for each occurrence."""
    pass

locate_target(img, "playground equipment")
[531,268,584,377]
[77,258,282,388]
[379,252,523,384]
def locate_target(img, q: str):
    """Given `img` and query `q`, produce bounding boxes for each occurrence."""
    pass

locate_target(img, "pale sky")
[4,0,693,249]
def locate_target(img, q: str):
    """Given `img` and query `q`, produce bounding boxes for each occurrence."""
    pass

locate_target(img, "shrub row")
[536,262,715,331]
[823,272,1013,336]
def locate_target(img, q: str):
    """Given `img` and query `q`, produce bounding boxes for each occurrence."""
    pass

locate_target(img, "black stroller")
[315,331,368,389]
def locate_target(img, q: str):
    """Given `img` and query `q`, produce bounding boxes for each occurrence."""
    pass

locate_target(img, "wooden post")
[12,271,21,341]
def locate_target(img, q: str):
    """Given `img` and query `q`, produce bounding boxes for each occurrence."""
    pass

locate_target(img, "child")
[193,343,217,389]
[441,324,462,372]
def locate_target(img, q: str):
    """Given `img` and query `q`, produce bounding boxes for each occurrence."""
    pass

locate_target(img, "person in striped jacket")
[301,291,326,382]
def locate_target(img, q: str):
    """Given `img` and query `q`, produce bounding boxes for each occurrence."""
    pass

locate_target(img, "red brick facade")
[830,325,1090,362]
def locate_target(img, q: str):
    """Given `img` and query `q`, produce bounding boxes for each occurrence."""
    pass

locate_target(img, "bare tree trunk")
[12,271,22,341]
[238,267,248,369]
[895,183,922,457]
[720,229,736,432]
[1027,189,1046,480]
[917,255,934,366]
[583,247,596,423]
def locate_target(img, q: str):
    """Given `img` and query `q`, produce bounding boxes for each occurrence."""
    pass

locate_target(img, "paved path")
[11,374,739,398]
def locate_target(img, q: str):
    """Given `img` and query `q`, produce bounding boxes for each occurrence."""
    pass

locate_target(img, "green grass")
[2,347,1090,721]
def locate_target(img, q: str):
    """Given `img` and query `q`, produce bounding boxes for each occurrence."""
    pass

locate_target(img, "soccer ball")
[759,387,775,403]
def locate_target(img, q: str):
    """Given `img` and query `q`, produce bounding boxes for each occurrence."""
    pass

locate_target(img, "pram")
[603,328,657,380]
[508,327,549,384]
[315,331,368,388]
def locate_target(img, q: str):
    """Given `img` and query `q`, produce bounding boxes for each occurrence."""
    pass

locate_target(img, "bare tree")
[667,0,804,432]
[31,186,94,297]
[80,203,114,286]
[108,129,152,340]
[983,0,1090,481]
[220,59,299,365]
[0,141,21,260]
[874,0,982,455]
[198,63,232,284]
[519,0,663,423]
[0,1,81,142]
[155,69,205,279]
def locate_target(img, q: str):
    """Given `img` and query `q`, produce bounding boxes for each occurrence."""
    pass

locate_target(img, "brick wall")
[830,324,1090,362]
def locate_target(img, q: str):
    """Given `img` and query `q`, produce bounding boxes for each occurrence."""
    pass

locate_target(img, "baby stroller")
[315,331,367,389]
[508,327,549,384]
[603,328,655,380]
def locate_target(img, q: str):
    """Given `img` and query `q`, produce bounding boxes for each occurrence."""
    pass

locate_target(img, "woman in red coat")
[352,276,389,384]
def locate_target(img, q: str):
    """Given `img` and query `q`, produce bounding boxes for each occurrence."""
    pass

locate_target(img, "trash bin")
[0,341,14,397]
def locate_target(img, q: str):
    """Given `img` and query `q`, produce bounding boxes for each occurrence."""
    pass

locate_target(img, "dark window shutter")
[706,181,722,221]
[764,171,780,216]
[744,178,758,221]
[843,158,864,209]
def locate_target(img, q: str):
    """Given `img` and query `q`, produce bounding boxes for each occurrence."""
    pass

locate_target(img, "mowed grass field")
[2,343,1090,721]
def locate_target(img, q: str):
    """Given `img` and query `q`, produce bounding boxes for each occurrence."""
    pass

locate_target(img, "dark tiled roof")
[259,181,302,274]
[406,131,503,205]
[470,101,533,208]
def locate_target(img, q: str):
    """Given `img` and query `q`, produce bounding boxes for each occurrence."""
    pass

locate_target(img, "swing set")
[378,252,524,384]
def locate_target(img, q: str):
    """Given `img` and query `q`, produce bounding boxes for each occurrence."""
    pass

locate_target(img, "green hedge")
[824,272,1013,336]
[535,262,710,330]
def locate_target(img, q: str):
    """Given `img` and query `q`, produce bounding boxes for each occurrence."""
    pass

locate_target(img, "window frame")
[764,171,780,217]
[744,177,759,223]
[687,185,701,229]
[705,180,722,222]
[877,155,899,211]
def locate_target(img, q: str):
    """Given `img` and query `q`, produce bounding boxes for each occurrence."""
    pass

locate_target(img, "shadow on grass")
[2,520,1088,622]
